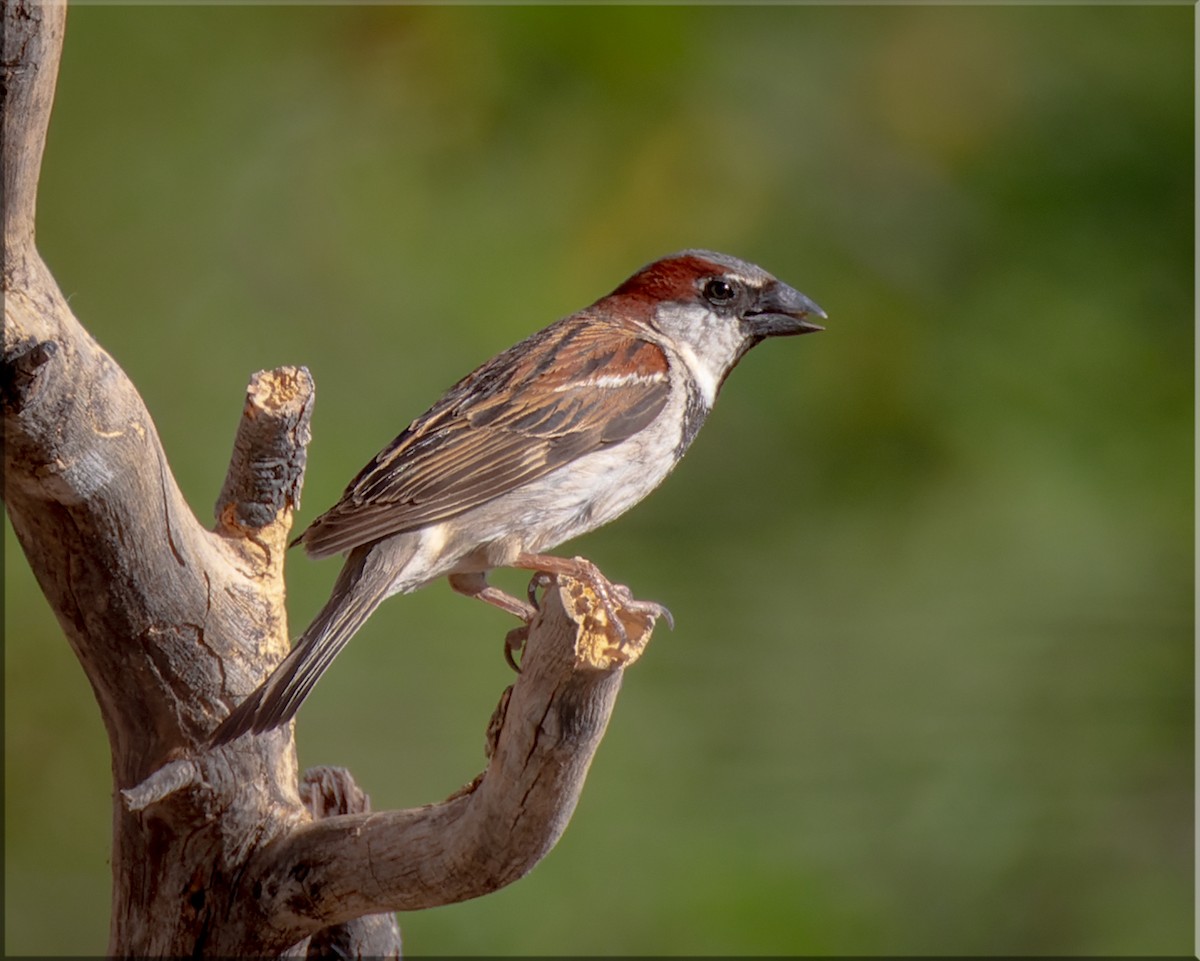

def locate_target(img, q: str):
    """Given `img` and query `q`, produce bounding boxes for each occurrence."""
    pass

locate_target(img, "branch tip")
[122,758,202,813]
[215,366,315,539]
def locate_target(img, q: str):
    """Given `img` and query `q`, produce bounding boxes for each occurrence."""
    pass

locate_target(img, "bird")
[210,249,825,746]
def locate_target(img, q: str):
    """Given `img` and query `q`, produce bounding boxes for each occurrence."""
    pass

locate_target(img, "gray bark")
[2,2,654,954]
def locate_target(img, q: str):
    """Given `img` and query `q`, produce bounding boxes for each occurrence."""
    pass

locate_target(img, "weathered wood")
[2,1,655,954]
[233,586,654,947]
[3,0,63,257]
[301,767,405,959]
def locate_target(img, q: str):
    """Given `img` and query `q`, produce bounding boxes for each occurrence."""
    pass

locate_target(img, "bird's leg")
[448,571,537,620]
[448,572,538,674]
[493,572,553,672]
[511,552,674,643]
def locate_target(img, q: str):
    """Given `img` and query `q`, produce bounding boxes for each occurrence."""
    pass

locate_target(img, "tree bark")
[2,2,654,955]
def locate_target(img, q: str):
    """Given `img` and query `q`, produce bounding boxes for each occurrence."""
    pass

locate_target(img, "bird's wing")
[298,319,671,558]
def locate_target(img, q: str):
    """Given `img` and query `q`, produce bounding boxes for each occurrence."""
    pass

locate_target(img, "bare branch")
[216,366,314,538]
[238,579,653,948]
[3,2,655,954]
[3,0,65,257]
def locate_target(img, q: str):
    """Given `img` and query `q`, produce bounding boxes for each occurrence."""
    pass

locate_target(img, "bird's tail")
[209,541,404,746]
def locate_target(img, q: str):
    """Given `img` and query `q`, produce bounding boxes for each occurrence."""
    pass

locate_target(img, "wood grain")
[2,2,653,954]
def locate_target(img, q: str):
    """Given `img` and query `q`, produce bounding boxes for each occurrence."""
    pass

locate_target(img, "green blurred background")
[4,5,1192,956]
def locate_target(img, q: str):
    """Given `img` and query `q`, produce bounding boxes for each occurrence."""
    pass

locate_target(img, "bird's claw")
[504,574,553,672]
[612,586,675,631]
[503,624,529,674]
[526,570,553,611]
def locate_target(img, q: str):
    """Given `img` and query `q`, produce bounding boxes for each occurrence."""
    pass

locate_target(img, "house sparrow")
[211,250,825,745]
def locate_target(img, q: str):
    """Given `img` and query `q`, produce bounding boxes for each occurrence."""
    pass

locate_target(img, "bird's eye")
[702,278,738,306]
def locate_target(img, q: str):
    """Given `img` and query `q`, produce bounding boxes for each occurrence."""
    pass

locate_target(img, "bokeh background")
[4,5,1192,956]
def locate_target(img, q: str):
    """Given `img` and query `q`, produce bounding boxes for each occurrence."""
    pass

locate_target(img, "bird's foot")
[608,582,675,632]
[449,571,541,672]
[515,553,672,647]
[565,559,673,646]
[503,559,673,670]
[503,624,529,674]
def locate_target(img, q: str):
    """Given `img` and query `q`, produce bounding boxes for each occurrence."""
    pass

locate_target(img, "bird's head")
[602,249,826,404]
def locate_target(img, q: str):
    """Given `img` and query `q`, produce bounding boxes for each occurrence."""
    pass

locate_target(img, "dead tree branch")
[2,2,653,954]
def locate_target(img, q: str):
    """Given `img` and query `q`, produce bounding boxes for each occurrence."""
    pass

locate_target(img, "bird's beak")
[745,280,827,337]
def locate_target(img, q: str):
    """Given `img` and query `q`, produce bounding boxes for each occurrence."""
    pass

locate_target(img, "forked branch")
[2,1,653,955]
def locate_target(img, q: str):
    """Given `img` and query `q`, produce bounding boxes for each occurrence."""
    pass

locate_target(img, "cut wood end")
[246,366,314,417]
[556,577,656,671]
[213,365,314,547]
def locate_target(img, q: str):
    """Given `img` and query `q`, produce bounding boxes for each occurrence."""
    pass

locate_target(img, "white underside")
[382,369,699,598]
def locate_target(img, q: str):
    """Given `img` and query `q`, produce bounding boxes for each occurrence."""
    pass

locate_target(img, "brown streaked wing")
[299,319,671,558]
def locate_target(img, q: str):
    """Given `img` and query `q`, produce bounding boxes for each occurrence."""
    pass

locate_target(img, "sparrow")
[210,250,825,746]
